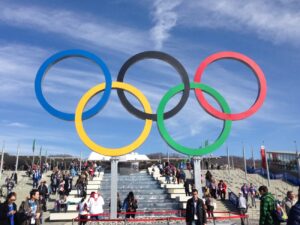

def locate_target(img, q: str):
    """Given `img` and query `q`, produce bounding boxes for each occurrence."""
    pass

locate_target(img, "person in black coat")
[0,192,17,225]
[64,173,73,196]
[186,189,207,225]
[38,181,49,212]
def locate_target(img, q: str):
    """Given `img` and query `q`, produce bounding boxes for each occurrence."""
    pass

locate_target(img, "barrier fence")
[247,167,300,185]
[72,210,249,225]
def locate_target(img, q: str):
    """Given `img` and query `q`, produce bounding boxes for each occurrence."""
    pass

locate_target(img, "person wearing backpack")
[122,192,138,219]
[273,201,287,223]
[258,186,279,225]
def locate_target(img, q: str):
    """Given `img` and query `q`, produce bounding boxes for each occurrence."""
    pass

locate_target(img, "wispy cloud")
[6,122,28,128]
[150,0,183,49]
[0,43,50,108]
[179,1,300,46]
[0,3,149,54]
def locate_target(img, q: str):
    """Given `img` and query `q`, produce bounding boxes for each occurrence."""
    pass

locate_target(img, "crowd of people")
[0,160,142,225]
[155,161,300,225]
[1,158,300,225]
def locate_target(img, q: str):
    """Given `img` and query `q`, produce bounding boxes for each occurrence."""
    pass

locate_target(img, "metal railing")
[71,210,249,225]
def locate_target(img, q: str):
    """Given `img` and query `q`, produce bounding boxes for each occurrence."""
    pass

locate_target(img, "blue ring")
[35,49,112,121]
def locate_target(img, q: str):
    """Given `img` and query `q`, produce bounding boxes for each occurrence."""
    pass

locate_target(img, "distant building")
[265,150,300,178]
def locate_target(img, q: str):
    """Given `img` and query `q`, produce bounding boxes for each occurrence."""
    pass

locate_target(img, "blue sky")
[1,0,300,160]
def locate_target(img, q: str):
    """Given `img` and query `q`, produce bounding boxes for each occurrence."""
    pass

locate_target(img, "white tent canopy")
[87,152,149,162]
[87,152,111,161]
[118,152,149,162]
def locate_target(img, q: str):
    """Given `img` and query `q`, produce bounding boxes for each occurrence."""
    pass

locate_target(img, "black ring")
[117,51,190,121]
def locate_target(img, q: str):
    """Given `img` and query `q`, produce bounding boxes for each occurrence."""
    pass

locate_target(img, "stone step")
[102,198,175,204]
[88,177,103,181]
[163,184,184,188]
[86,184,100,189]
[101,181,159,185]
[167,189,185,194]
[87,180,102,185]
[170,193,189,199]
[100,190,166,195]
[50,212,78,221]
[69,189,98,196]
[102,176,154,179]
[101,181,155,185]
[100,185,160,190]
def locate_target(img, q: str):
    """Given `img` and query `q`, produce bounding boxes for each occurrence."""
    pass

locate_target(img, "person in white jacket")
[87,192,105,221]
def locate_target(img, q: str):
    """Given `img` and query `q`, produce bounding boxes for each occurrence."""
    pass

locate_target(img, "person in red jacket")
[218,180,227,200]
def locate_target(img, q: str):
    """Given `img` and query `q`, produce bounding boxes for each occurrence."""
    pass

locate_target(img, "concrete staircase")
[148,167,238,218]
[100,171,179,213]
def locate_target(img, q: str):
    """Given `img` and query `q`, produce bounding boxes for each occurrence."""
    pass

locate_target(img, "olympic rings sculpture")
[35,49,267,156]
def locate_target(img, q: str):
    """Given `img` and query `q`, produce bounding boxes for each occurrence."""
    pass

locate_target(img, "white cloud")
[150,0,183,49]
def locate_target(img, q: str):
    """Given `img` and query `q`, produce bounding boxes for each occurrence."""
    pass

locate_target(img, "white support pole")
[167,147,169,163]
[45,149,48,164]
[79,150,82,174]
[32,140,35,167]
[39,146,42,169]
[252,146,255,169]
[243,145,247,181]
[264,146,271,187]
[227,146,230,176]
[0,142,5,185]
[193,156,203,198]
[110,157,118,219]
[15,143,20,174]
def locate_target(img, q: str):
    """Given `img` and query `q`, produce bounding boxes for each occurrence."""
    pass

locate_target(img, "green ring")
[157,82,232,156]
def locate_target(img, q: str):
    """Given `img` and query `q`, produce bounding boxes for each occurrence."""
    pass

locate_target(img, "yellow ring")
[75,81,152,156]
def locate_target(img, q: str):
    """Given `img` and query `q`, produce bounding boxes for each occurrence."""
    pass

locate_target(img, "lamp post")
[262,144,270,187]
[227,146,230,176]
[15,143,20,174]
[294,141,300,180]
[243,144,247,181]
[252,146,255,169]
[0,142,5,185]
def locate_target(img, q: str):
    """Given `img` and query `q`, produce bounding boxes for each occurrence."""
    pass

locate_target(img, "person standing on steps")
[186,189,207,225]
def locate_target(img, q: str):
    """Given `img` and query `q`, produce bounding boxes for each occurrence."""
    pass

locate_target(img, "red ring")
[193,51,267,120]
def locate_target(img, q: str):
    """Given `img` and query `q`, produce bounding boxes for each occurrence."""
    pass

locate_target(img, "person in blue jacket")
[0,192,17,225]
